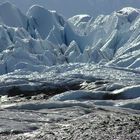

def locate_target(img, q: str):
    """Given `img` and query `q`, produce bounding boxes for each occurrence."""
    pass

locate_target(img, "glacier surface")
[0,2,140,139]
[0,2,140,108]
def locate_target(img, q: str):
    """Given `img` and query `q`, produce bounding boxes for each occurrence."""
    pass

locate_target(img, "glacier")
[0,3,140,73]
[0,2,140,139]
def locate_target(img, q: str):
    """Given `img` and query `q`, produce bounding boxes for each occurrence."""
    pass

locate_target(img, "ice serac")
[68,14,91,26]
[27,5,65,41]
[65,7,140,68]
[0,3,140,72]
[0,2,27,28]
[64,40,81,63]
[117,7,140,23]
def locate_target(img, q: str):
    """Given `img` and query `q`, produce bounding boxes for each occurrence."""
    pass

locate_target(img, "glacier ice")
[0,2,140,112]
[0,2,27,28]
[0,2,140,72]
[0,2,140,139]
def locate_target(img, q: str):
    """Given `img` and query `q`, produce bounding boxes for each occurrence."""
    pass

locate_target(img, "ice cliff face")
[0,2,140,75]
[27,5,65,39]
[0,2,27,28]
